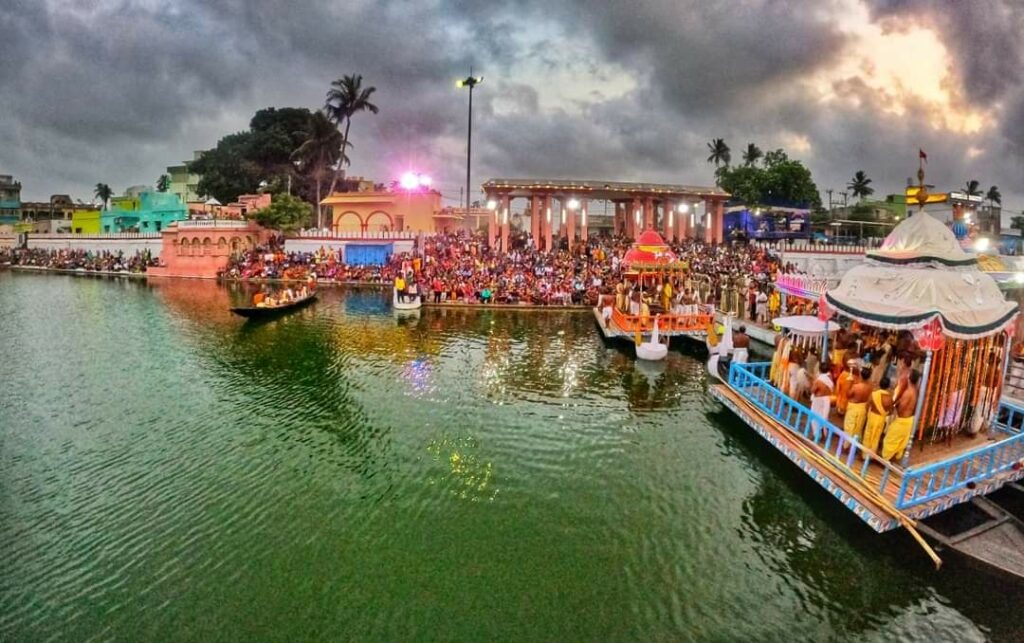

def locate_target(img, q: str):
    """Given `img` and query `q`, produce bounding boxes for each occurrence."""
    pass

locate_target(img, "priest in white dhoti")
[809,372,835,440]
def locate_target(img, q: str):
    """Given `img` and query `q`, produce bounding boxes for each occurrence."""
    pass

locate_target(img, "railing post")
[901,349,933,467]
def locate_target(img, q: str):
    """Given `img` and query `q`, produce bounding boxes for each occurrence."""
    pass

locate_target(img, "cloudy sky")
[2,0,1022,211]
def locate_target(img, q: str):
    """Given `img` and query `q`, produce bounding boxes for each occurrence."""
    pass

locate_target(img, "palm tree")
[324,74,379,196]
[94,183,113,210]
[156,174,170,192]
[964,179,982,196]
[291,110,344,228]
[706,138,730,167]
[742,143,762,167]
[986,185,1001,208]
[847,170,874,200]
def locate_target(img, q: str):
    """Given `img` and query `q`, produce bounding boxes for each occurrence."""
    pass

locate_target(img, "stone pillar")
[566,198,576,244]
[663,200,673,241]
[530,196,540,247]
[714,199,724,244]
[543,194,553,251]
[703,199,713,244]
[644,197,654,230]
[500,194,511,253]
[679,203,689,241]
[487,196,497,248]
[580,198,589,242]
[630,198,641,239]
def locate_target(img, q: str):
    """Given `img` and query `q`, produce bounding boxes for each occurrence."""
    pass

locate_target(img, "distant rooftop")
[482,178,728,200]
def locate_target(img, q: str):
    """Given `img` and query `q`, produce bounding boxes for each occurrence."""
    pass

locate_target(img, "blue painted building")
[723,205,811,241]
[0,174,22,225]
[102,191,187,233]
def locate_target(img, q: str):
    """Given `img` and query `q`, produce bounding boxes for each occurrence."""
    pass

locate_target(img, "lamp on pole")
[456,71,483,219]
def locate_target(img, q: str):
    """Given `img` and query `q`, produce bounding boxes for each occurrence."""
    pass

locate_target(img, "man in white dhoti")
[732,325,750,364]
[809,372,835,440]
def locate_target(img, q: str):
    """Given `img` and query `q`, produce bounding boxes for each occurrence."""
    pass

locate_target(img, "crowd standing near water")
[1,230,808,321]
[0,247,157,273]
[219,231,803,310]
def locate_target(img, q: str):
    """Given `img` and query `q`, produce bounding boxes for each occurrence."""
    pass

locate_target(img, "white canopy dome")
[866,211,974,267]
[827,213,1017,339]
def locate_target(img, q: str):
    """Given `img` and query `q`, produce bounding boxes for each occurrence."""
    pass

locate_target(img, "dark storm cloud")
[1,0,1021,208]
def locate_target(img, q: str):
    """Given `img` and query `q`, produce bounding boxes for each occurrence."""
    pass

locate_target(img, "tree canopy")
[251,193,312,232]
[706,138,730,167]
[190,107,314,204]
[847,170,874,200]
[715,148,821,209]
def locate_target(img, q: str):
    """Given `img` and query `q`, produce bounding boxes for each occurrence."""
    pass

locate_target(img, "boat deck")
[592,307,711,342]
[712,362,1024,533]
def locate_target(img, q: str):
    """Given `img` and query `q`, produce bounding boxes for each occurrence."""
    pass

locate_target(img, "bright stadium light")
[399,172,419,190]
[567,198,580,210]
[487,200,498,210]
[677,203,689,213]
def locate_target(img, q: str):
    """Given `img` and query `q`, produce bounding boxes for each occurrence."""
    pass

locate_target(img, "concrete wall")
[26,233,164,257]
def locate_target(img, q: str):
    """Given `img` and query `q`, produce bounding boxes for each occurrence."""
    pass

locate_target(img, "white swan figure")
[636,317,669,361]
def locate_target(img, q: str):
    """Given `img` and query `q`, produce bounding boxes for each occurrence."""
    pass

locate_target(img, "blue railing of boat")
[895,398,1024,508]
[728,362,902,497]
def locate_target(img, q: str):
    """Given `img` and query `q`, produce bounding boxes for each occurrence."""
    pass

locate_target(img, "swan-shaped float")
[635,317,669,361]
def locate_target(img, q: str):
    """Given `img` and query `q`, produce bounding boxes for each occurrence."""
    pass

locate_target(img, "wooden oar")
[738,391,943,568]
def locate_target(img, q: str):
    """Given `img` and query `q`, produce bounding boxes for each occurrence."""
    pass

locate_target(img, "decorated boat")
[710,206,1024,575]
[230,292,317,318]
[593,228,713,343]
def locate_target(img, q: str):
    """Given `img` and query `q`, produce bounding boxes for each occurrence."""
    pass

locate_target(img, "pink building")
[147,219,269,279]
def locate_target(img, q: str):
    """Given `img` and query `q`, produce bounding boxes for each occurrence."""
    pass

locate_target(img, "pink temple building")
[147,219,270,279]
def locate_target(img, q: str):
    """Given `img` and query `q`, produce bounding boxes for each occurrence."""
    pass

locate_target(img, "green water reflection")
[0,272,1018,642]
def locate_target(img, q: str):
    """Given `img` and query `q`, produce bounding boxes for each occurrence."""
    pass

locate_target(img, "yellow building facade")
[320,190,460,234]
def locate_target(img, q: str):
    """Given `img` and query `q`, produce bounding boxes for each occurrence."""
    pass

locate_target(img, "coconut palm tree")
[291,110,344,229]
[156,174,170,192]
[847,170,874,200]
[742,143,762,167]
[706,138,730,167]
[94,183,113,210]
[324,74,379,195]
[986,185,1001,208]
[964,179,982,196]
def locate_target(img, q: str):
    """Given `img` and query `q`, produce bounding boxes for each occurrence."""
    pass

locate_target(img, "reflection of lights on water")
[401,358,433,394]
[561,357,579,397]
[426,435,497,501]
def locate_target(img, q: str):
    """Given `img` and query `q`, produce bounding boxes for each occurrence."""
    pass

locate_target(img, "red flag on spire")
[919,149,928,163]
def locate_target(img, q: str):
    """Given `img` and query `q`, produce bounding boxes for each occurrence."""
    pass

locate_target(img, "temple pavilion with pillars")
[481,179,730,252]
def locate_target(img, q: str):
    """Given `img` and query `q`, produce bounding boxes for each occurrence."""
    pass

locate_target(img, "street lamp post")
[457,71,483,220]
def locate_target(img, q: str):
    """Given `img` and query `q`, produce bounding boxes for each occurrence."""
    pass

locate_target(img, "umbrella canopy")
[622,229,681,270]
[773,315,841,335]
[866,211,974,267]
[827,212,1018,339]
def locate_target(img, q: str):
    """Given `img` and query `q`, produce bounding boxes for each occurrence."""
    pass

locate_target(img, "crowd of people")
[769,326,924,461]
[219,231,802,309]
[0,248,157,273]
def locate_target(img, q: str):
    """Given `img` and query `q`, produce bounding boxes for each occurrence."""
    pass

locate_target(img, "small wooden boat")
[230,293,317,318]
[918,494,1024,582]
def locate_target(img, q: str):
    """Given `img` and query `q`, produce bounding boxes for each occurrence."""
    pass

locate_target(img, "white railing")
[753,240,874,255]
[296,229,418,240]
[177,219,249,229]
[28,232,162,240]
